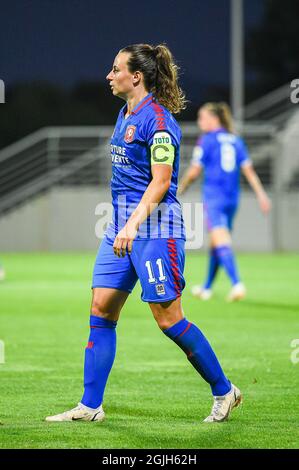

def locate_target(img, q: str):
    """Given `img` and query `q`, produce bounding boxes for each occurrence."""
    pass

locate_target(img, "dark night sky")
[0,0,264,99]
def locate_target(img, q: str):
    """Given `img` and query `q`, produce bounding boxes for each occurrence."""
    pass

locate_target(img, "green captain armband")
[150,132,175,166]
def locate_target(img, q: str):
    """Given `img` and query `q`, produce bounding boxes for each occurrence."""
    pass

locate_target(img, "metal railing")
[0,127,112,214]
[0,120,293,217]
[244,82,295,124]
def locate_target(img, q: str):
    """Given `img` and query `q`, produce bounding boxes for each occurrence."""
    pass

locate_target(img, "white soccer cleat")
[203,384,242,423]
[0,267,5,281]
[191,285,213,300]
[227,282,246,302]
[45,403,105,422]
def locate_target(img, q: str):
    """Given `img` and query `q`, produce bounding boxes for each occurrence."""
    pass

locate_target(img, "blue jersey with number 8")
[192,128,251,206]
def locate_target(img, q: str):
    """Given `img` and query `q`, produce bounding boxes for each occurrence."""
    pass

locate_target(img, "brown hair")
[201,102,234,133]
[120,43,186,114]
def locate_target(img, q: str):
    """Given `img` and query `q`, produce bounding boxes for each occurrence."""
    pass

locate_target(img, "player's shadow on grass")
[241,299,299,313]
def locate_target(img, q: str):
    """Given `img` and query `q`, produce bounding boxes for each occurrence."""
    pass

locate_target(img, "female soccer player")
[46,45,242,424]
[179,102,271,301]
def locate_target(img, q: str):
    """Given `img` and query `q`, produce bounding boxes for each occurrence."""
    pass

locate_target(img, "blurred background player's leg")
[202,248,220,291]
[192,206,222,300]
[192,205,245,301]
[210,223,246,301]
[191,249,219,300]
[191,248,219,299]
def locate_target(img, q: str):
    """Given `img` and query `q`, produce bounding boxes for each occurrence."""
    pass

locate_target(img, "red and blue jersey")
[192,128,251,207]
[106,93,185,240]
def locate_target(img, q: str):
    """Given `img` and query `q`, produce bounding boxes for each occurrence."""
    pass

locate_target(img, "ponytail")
[153,44,186,114]
[202,102,234,133]
[120,43,187,114]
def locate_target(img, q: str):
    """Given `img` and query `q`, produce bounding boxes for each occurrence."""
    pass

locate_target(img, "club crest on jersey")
[124,125,136,143]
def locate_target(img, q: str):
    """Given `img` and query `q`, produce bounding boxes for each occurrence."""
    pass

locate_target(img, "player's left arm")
[241,162,272,214]
[113,133,174,257]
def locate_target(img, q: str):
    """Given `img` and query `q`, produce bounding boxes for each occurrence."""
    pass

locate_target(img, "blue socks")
[81,315,117,409]
[163,318,231,396]
[81,315,231,406]
[215,245,240,286]
[203,249,219,289]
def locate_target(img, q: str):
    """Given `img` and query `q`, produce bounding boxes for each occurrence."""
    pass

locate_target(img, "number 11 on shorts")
[145,258,167,283]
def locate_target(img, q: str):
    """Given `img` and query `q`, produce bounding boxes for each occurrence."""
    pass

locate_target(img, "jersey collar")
[122,93,153,118]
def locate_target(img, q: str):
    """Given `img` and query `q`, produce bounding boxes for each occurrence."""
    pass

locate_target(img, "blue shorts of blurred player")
[92,236,186,303]
[204,203,238,232]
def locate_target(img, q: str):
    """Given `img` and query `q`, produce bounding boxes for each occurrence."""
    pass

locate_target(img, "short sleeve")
[191,135,209,167]
[144,110,181,147]
[143,108,181,166]
[238,138,251,167]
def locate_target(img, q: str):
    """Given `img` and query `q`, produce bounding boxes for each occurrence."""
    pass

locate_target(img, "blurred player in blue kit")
[179,102,271,301]
[46,45,242,424]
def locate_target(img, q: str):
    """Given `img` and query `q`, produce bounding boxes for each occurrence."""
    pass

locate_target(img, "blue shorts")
[204,204,238,232]
[92,236,186,303]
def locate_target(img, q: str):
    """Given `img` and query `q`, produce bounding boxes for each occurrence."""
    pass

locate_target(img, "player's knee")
[157,321,170,331]
[155,317,177,331]
[90,302,113,320]
[210,227,231,246]
[151,301,184,331]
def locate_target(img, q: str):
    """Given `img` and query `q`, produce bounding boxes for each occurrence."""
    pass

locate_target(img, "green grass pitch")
[0,251,298,449]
